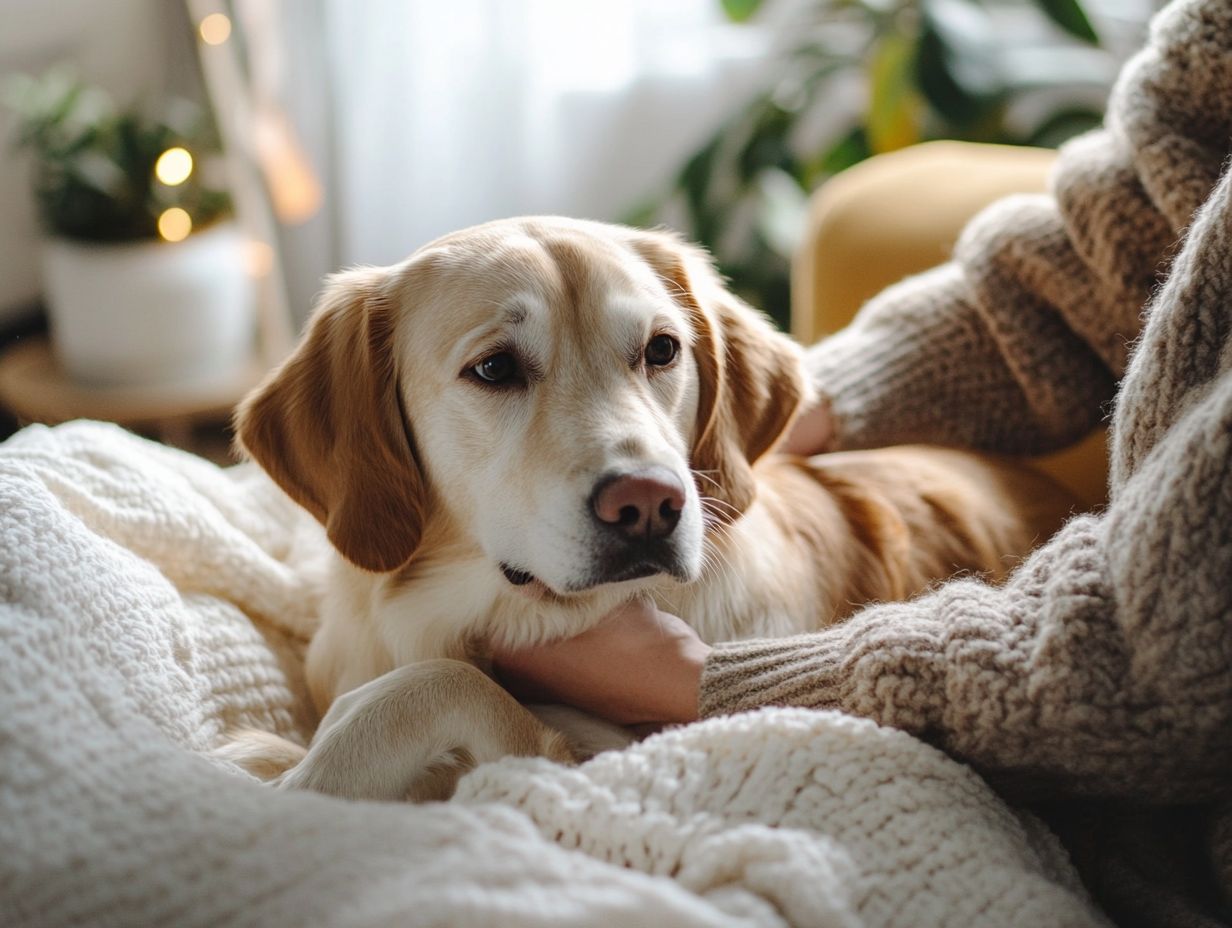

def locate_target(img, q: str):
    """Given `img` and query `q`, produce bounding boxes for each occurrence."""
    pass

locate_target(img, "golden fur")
[221,217,1074,801]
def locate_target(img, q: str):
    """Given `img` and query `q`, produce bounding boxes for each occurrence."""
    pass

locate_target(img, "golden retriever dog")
[224,216,1073,801]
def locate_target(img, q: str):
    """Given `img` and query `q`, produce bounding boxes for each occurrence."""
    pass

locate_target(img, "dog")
[222,216,1074,801]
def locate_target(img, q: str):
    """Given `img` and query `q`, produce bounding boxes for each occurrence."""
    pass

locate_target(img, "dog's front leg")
[278,659,574,802]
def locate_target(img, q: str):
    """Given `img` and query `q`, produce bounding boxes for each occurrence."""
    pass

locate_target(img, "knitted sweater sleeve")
[802,1,1217,455]
[700,0,1232,802]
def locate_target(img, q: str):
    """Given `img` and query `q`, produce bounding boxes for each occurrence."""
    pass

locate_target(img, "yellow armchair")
[791,140,1108,509]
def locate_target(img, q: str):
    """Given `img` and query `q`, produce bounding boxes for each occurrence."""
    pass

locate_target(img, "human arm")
[703,46,1232,801]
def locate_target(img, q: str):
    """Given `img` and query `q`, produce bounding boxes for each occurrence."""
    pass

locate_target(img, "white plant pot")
[41,222,256,388]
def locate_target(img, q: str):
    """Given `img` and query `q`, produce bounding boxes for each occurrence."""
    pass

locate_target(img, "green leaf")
[808,125,871,182]
[721,0,764,23]
[919,0,1003,97]
[916,0,1006,133]
[621,198,663,229]
[66,150,127,197]
[866,32,925,154]
[998,46,1113,90]
[752,167,809,259]
[1032,0,1099,45]
[915,24,982,128]
[736,102,794,182]
[1024,107,1103,147]
[677,138,726,245]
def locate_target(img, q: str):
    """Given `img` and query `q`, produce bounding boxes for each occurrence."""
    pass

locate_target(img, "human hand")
[492,599,711,727]
[779,394,834,456]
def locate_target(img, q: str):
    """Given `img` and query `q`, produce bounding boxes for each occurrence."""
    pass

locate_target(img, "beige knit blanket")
[0,420,1106,927]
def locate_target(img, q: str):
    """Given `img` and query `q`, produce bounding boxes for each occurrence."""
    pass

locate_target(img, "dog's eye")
[472,352,520,385]
[645,334,679,368]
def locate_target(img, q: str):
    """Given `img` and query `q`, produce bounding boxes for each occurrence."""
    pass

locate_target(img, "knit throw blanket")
[0,421,1107,927]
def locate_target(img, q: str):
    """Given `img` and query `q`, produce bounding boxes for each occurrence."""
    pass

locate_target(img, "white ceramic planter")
[41,222,255,387]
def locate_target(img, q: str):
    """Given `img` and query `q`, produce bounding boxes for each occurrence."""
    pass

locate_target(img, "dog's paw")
[213,728,308,781]
[275,740,477,802]
[275,660,575,802]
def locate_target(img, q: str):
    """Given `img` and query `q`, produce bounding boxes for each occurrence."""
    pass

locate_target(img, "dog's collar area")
[500,564,536,586]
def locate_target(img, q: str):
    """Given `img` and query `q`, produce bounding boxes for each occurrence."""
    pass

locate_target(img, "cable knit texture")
[0,422,1110,926]
[702,1,1232,923]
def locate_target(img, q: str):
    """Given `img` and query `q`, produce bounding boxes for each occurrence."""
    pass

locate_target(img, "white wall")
[0,0,194,324]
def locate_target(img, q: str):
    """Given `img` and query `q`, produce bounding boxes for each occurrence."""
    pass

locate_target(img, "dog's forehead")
[406,222,681,340]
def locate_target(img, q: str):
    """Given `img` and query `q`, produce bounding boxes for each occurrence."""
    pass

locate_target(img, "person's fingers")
[780,395,834,456]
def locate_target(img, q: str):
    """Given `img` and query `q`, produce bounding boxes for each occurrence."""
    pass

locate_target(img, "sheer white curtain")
[316,0,771,269]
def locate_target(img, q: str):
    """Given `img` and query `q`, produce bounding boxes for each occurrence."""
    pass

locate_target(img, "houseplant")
[634,0,1115,328]
[5,69,253,387]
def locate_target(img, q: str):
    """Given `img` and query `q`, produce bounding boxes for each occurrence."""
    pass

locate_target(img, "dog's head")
[236,218,805,599]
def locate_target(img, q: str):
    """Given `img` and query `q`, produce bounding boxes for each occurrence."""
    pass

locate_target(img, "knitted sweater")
[700,0,1232,924]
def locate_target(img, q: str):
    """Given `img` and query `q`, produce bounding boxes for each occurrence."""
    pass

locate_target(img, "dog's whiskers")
[695,504,740,588]
[698,493,741,523]
[691,470,725,494]
[701,503,739,522]
[698,546,744,604]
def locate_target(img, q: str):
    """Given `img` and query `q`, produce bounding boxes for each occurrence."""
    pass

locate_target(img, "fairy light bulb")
[199,13,232,45]
[158,207,193,242]
[154,147,193,186]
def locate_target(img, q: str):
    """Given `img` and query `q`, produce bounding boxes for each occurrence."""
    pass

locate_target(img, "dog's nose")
[591,468,685,540]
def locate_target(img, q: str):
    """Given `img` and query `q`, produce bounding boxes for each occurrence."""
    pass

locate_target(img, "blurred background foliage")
[5,70,230,244]
[632,0,1118,329]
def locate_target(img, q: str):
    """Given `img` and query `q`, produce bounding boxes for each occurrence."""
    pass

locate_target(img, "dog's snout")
[591,468,685,540]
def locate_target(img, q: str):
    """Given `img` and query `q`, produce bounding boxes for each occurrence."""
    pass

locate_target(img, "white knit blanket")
[0,421,1108,927]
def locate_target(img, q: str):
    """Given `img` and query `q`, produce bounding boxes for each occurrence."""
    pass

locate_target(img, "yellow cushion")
[791,140,1107,508]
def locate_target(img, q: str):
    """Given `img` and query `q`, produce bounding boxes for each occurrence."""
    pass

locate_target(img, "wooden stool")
[0,335,262,459]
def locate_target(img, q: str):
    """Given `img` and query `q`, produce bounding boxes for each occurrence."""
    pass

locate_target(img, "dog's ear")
[630,230,807,523]
[235,267,428,572]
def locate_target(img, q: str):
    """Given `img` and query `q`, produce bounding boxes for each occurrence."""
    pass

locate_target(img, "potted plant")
[633,0,1114,329]
[4,69,254,387]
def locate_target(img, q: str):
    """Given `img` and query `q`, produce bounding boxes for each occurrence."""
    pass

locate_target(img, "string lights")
[198,13,232,46]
